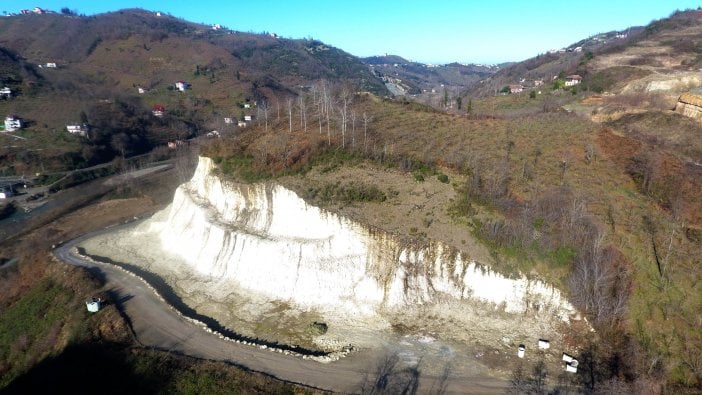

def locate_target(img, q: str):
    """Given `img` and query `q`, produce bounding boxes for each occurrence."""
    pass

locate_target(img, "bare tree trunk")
[287,97,293,133]
[339,87,351,148]
[351,110,357,148]
[260,100,269,133]
[362,112,372,153]
[275,96,280,122]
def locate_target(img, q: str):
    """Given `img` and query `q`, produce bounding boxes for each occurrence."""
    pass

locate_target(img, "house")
[45,62,57,68]
[243,103,251,108]
[224,117,233,124]
[573,46,583,53]
[237,121,246,127]
[0,87,11,98]
[537,339,550,349]
[206,130,220,138]
[269,33,278,38]
[533,79,544,87]
[137,87,146,94]
[175,81,189,91]
[85,297,102,313]
[152,104,165,117]
[168,140,185,149]
[66,124,88,137]
[33,7,45,14]
[212,24,222,30]
[0,186,14,199]
[509,84,524,94]
[565,75,582,87]
[244,115,253,121]
[20,10,31,15]
[4,115,22,132]
[155,11,162,16]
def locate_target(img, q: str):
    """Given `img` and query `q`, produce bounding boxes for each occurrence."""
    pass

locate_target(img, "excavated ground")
[80,163,589,379]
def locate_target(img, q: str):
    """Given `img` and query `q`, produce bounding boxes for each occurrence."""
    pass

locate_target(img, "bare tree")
[259,99,270,133]
[351,110,357,148]
[324,83,334,146]
[312,84,324,136]
[286,97,293,133]
[568,239,631,326]
[530,359,549,395]
[297,93,308,133]
[358,352,424,395]
[339,86,351,148]
[274,96,280,122]
[362,112,373,152]
[507,364,530,395]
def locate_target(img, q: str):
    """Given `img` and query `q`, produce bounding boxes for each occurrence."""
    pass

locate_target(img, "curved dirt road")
[55,229,507,394]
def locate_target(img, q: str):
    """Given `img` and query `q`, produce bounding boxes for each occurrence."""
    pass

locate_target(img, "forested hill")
[0,8,387,170]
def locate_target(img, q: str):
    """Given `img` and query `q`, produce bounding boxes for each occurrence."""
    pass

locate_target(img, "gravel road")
[54,229,507,394]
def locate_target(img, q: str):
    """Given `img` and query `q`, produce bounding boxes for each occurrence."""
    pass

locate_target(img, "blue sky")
[6,1,702,64]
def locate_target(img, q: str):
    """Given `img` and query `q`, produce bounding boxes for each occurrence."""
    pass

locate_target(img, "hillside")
[198,10,702,392]
[0,8,386,174]
[1,6,702,394]
[468,9,702,100]
[364,54,499,98]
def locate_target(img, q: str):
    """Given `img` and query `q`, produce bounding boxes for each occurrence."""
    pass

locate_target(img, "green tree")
[529,90,537,99]
[552,79,565,90]
[456,96,462,110]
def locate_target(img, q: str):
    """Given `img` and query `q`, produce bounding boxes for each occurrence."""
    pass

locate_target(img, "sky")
[6,1,702,64]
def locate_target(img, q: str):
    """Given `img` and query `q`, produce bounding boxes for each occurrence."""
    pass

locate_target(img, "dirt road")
[55,229,507,394]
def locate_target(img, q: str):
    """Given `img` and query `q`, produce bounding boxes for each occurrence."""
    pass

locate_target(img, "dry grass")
[207,91,702,388]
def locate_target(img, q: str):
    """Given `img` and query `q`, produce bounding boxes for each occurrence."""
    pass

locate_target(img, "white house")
[86,297,102,313]
[175,81,189,91]
[0,189,13,199]
[565,75,582,87]
[66,124,87,137]
[244,115,253,121]
[45,62,57,68]
[33,7,45,14]
[4,116,22,132]
[137,87,146,94]
[224,117,233,124]
[237,121,246,127]
[565,359,579,373]
[0,87,11,98]
[243,103,251,108]
[509,84,524,94]
[212,24,222,30]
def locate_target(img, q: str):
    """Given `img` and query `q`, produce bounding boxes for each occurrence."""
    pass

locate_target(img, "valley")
[1,5,701,394]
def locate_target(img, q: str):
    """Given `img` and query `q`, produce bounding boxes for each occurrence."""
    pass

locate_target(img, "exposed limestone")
[81,156,583,353]
[676,91,702,120]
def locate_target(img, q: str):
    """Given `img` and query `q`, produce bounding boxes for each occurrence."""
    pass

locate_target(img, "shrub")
[437,174,449,183]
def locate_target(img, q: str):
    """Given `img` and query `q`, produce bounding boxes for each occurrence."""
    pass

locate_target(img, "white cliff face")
[142,157,576,321]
